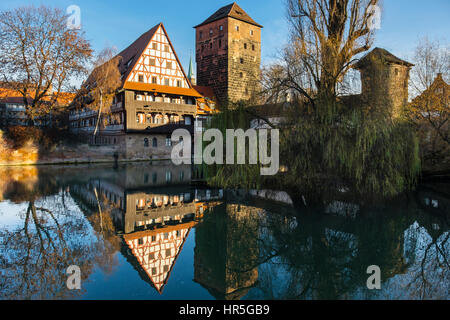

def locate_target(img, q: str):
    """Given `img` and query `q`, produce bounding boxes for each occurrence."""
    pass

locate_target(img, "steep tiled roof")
[194,2,262,28]
[117,24,161,85]
[355,47,414,69]
[193,85,216,100]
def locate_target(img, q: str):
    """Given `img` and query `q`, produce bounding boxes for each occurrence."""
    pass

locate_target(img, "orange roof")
[193,85,216,101]
[123,82,203,98]
[0,88,75,105]
[123,221,198,242]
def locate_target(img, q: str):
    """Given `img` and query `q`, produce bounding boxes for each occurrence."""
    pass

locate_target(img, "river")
[0,162,448,300]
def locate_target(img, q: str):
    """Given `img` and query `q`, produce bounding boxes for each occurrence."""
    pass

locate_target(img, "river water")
[0,162,448,300]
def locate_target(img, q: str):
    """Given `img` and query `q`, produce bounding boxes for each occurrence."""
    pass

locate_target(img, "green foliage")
[202,103,263,189]
[281,99,421,201]
[203,98,421,204]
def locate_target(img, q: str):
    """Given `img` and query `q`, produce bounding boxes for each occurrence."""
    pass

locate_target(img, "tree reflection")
[0,169,118,299]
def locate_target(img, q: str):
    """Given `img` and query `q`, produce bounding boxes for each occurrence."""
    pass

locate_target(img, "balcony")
[130,100,197,115]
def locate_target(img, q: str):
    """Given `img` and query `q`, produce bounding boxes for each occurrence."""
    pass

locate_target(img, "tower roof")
[194,2,263,28]
[354,47,414,69]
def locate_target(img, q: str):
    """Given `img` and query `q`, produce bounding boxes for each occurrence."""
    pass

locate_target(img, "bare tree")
[77,47,122,137]
[284,0,381,101]
[405,38,450,169]
[0,6,92,123]
[409,37,450,97]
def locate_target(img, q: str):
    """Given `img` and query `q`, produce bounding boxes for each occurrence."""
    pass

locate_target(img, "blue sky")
[0,0,449,75]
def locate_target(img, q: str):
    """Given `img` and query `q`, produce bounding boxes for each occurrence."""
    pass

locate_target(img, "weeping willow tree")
[201,102,264,190]
[203,0,420,205]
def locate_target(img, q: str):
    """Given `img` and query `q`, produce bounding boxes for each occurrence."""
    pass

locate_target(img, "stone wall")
[196,17,262,105]
[196,17,230,104]
[124,133,174,160]
[360,63,411,117]
[227,17,261,103]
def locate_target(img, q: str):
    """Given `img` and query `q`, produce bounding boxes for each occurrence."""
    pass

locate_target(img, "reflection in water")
[0,164,448,300]
[194,201,260,300]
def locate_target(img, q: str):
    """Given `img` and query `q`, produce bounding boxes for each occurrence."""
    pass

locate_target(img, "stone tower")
[355,47,414,116]
[194,2,262,105]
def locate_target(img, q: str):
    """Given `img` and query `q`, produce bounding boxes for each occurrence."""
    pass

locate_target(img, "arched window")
[144,138,149,147]
[152,137,158,148]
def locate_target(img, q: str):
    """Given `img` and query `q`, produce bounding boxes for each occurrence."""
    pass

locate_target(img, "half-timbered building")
[69,23,203,160]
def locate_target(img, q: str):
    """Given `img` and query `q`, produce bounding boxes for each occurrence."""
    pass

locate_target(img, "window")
[152,43,158,50]
[235,25,239,31]
[165,249,171,257]
[177,80,182,87]
[150,58,156,66]
[219,25,223,31]
[199,31,203,39]
[252,44,255,51]
[219,39,222,48]
[240,72,243,78]
[210,42,212,49]
[163,265,169,272]
[152,76,157,84]
[166,171,172,182]
[209,28,213,36]
[138,238,143,245]
[166,61,172,69]
[152,137,158,147]
[166,135,172,147]
[144,138,149,147]
[138,74,144,82]
[164,78,170,86]
[244,43,247,49]
[394,68,399,76]
[250,30,254,36]
[137,113,145,123]
[180,171,184,181]
[240,58,244,64]
[164,45,169,52]
[152,268,157,275]
[164,233,169,240]
[149,253,155,260]
[151,235,156,242]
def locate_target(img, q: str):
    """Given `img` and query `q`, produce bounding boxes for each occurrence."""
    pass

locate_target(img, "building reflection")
[194,200,261,300]
[68,163,224,294]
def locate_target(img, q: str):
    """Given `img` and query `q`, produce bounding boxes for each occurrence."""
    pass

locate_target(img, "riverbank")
[0,137,173,166]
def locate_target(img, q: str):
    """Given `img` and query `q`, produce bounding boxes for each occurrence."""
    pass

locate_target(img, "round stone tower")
[355,47,414,117]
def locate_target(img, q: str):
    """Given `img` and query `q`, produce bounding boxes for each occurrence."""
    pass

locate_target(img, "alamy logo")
[171,125,280,176]
[66,5,81,30]
[66,265,81,290]
[366,265,381,290]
